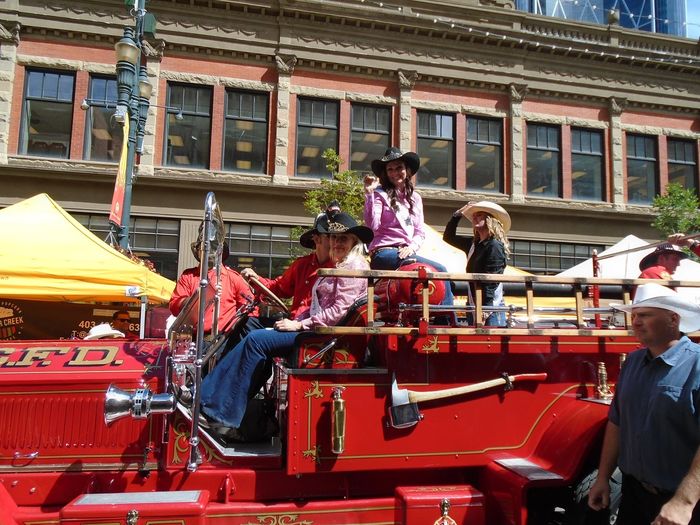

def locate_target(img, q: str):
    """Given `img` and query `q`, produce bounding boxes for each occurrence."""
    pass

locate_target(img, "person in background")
[668,233,700,257]
[241,202,340,319]
[364,147,453,306]
[169,223,252,334]
[588,283,700,525]
[443,201,510,326]
[199,213,373,441]
[111,309,138,340]
[638,243,688,280]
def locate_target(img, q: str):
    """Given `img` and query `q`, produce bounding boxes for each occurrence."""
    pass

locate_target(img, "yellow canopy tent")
[0,194,174,303]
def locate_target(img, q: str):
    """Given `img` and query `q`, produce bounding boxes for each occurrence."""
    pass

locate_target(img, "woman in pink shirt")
[364,147,453,305]
[199,213,372,439]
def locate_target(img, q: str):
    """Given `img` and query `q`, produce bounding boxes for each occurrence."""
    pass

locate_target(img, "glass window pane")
[43,73,59,99]
[417,137,454,188]
[22,99,72,158]
[466,142,502,193]
[58,75,73,101]
[351,131,390,173]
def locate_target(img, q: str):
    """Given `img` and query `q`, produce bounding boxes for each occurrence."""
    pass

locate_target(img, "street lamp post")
[112,0,151,251]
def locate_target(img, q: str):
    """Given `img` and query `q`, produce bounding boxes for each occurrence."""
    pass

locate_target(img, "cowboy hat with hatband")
[461,201,511,233]
[639,243,688,271]
[317,212,374,245]
[611,283,700,333]
[85,323,125,340]
[371,147,421,177]
[191,222,230,261]
[299,201,342,249]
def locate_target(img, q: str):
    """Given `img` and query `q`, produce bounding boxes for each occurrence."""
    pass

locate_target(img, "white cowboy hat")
[611,283,700,333]
[84,323,125,340]
[461,201,511,233]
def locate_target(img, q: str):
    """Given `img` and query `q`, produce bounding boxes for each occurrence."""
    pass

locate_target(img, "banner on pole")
[109,119,130,226]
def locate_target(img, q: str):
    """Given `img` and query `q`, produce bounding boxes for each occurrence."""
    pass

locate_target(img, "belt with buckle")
[369,246,401,258]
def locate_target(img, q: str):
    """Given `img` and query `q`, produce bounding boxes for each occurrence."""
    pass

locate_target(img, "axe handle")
[407,373,548,404]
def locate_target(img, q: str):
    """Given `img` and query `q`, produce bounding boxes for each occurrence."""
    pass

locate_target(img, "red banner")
[109,118,130,226]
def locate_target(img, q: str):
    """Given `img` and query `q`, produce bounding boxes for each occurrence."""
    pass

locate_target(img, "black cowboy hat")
[317,212,374,245]
[371,147,421,177]
[299,201,342,249]
[639,243,688,271]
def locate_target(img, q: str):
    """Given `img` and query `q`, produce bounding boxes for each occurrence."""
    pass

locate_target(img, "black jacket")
[443,214,506,306]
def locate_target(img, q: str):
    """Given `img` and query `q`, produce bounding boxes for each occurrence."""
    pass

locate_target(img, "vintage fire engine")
[2,193,694,525]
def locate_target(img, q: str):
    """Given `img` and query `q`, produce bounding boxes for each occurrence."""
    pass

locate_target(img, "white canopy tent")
[558,234,700,302]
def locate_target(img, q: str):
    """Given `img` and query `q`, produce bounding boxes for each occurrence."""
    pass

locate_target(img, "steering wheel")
[246,275,290,316]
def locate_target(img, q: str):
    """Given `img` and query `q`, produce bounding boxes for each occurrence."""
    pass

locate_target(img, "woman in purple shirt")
[364,147,453,305]
[199,213,372,439]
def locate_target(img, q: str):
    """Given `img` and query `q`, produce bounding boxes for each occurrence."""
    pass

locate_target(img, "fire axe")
[389,372,548,429]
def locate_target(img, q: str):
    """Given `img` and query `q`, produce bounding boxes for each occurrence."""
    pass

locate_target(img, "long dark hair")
[378,162,415,216]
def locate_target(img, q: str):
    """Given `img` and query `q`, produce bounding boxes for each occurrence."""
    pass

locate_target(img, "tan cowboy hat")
[461,201,511,233]
[639,243,688,271]
[611,283,700,333]
[84,323,125,340]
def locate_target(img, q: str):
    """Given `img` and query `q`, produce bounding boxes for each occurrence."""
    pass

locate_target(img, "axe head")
[389,375,422,429]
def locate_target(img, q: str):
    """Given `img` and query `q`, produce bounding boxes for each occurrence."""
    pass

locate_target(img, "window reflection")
[296,98,338,177]
[626,134,657,204]
[526,123,560,197]
[223,90,268,173]
[165,84,212,169]
[668,139,697,193]
[84,76,123,162]
[466,117,503,193]
[416,111,454,188]
[21,70,75,158]
[571,128,604,201]
[350,104,391,173]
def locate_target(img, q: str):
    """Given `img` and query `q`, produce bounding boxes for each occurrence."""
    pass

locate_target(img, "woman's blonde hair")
[474,215,511,258]
[336,234,366,267]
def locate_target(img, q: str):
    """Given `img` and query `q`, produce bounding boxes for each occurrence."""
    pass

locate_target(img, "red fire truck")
[1,193,691,525]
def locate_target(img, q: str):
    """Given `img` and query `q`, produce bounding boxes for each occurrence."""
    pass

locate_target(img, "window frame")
[625,133,658,205]
[295,97,340,178]
[222,89,269,174]
[526,122,562,198]
[350,103,391,174]
[19,68,76,158]
[571,127,605,202]
[416,110,456,189]
[466,115,504,193]
[163,82,213,169]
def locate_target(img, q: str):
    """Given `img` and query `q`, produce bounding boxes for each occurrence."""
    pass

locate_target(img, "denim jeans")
[370,247,454,306]
[200,328,299,428]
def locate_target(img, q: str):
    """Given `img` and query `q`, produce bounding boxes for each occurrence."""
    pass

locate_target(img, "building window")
[84,76,123,162]
[223,90,268,173]
[526,123,560,197]
[74,214,179,280]
[350,104,391,174]
[626,134,657,204]
[225,223,296,279]
[668,139,697,193]
[417,111,454,188]
[511,240,604,274]
[20,69,75,158]
[466,116,503,193]
[571,128,604,201]
[296,98,338,177]
[165,83,212,168]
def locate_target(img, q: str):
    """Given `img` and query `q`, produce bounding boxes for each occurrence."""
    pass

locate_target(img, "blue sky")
[688,1,700,38]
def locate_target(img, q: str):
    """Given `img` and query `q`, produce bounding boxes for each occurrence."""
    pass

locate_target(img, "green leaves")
[652,183,700,238]
[303,149,365,222]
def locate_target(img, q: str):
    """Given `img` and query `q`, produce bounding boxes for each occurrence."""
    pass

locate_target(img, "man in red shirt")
[169,226,252,334]
[638,243,688,280]
[241,203,339,319]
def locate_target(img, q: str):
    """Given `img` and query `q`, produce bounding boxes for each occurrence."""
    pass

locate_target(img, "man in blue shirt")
[589,283,700,525]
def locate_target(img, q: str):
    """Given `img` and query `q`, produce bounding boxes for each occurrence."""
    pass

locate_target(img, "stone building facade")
[0,0,698,279]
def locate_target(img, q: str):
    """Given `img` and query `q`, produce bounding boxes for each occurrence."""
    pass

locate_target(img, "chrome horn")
[104,384,175,425]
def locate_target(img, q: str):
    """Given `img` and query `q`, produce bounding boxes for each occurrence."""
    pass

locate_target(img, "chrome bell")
[104,384,175,425]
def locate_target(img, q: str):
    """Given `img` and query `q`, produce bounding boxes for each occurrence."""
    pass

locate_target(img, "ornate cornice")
[609,96,627,117]
[398,69,417,90]
[275,54,297,75]
[0,23,21,45]
[509,83,528,103]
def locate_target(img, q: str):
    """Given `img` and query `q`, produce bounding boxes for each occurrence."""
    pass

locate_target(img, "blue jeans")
[370,248,454,306]
[200,328,299,428]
